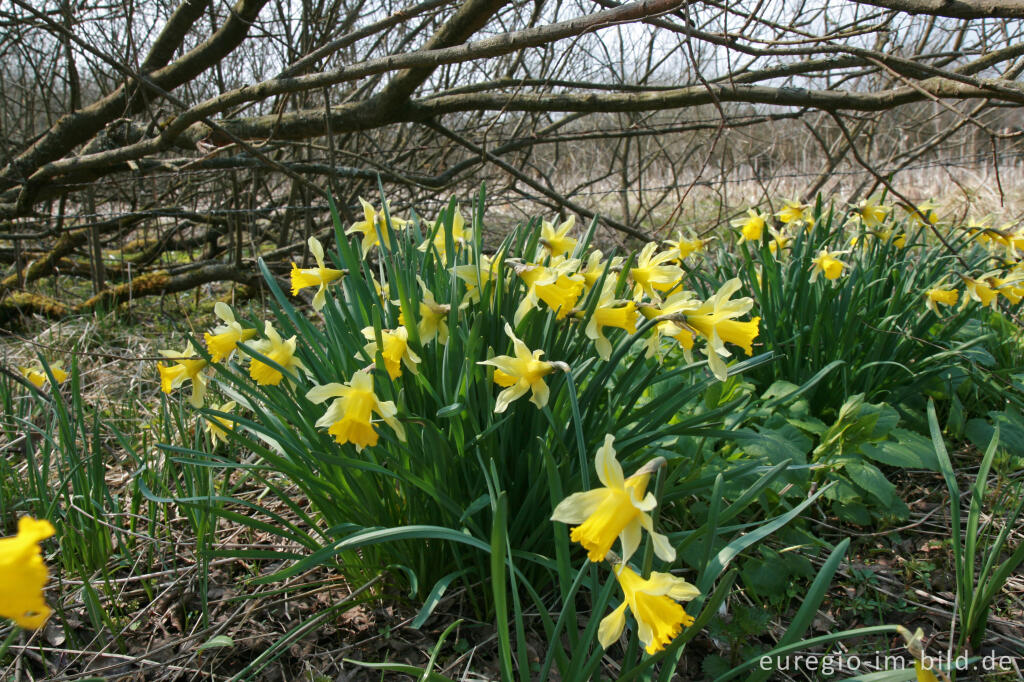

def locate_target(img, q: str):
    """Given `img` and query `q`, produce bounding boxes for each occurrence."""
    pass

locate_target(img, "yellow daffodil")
[767,227,790,258]
[810,249,849,283]
[306,371,405,451]
[598,564,700,654]
[453,251,503,304]
[0,516,55,629]
[478,322,559,413]
[925,280,959,314]
[551,434,675,564]
[204,302,257,362]
[19,364,68,388]
[665,232,708,261]
[989,272,1024,304]
[961,274,999,309]
[647,279,759,381]
[853,198,889,227]
[158,341,208,407]
[776,199,810,228]
[346,197,408,255]
[290,236,345,311]
[399,278,451,344]
[732,208,767,243]
[248,322,306,386]
[584,280,638,360]
[204,401,237,445]
[580,250,624,292]
[361,326,421,379]
[898,627,941,682]
[906,200,939,226]
[540,215,577,258]
[512,258,584,324]
[629,242,684,302]
[420,205,470,264]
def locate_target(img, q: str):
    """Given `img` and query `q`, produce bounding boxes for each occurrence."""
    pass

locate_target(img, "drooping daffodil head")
[204,302,257,362]
[0,516,55,629]
[598,563,699,655]
[551,434,675,565]
[247,322,306,386]
[477,322,562,413]
[540,215,577,258]
[306,371,405,451]
[290,236,345,311]
[158,341,208,407]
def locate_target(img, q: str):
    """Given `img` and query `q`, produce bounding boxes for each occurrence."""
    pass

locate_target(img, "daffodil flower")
[810,249,849,283]
[478,322,560,413]
[204,401,238,445]
[991,273,1024,304]
[767,227,790,258]
[540,215,577,258]
[665,232,708,261]
[648,279,760,381]
[19,364,68,388]
[361,326,421,379]
[420,205,470,265]
[290,236,345,311]
[629,242,684,302]
[306,371,405,451]
[580,249,624,292]
[961,273,999,309]
[925,279,959,314]
[853,198,889,227]
[906,200,939,226]
[732,208,767,242]
[158,341,208,407]
[399,278,451,344]
[248,322,306,386]
[776,199,810,228]
[453,251,503,305]
[897,626,942,682]
[346,197,408,255]
[511,258,584,324]
[598,563,700,654]
[0,516,55,629]
[584,280,638,360]
[551,434,675,564]
[204,302,257,362]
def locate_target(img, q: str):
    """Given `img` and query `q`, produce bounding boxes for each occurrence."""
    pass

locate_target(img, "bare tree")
[1,0,1022,320]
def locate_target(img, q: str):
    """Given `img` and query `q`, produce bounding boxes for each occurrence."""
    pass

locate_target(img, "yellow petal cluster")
[551,435,674,564]
[248,322,306,386]
[0,516,55,629]
[810,249,848,282]
[361,326,421,379]
[732,208,767,242]
[478,322,558,413]
[346,197,408,255]
[19,364,68,388]
[158,341,208,407]
[629,243,683,302]
[540,215,577,258]
[307,371,405,451]
[290,236,345,311]
[204,302,257,362]
[598,564,699,654]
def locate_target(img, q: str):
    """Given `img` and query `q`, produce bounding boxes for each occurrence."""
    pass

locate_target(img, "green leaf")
[861,428,939,470]
[965,408,1024,457]
[844,461,896,505]
[196,635,234,652]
